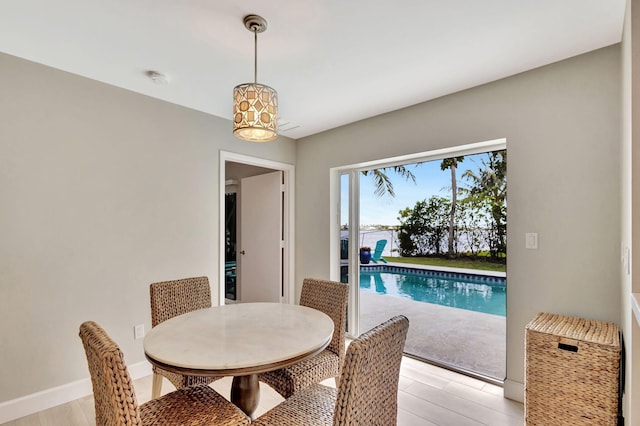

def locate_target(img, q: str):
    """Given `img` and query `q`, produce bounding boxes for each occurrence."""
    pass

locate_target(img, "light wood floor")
[3,356,523,425]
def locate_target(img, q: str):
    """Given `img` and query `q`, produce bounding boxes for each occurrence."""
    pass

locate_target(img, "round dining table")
[143,302,334,418]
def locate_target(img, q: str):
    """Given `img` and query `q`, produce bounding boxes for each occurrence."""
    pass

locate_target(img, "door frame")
[330,138,506,338]
[219,151,295,305]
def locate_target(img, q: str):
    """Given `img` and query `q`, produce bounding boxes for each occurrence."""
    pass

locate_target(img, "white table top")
[144,302,334,375]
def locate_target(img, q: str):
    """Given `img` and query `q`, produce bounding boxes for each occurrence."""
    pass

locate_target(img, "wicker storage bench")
[525,312,620,425]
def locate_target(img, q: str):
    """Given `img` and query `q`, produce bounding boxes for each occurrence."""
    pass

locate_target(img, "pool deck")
[357,262,506,381]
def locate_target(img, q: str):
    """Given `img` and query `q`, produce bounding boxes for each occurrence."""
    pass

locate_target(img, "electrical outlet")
[134,324,145,340]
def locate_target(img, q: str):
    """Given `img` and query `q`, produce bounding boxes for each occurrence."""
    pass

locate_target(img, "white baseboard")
[0,361,152,424]
[503,379,524,403]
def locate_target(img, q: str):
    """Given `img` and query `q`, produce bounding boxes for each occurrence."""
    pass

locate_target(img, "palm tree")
[440,156,464,258]
[461,150,507,258]
[361,165,416,198]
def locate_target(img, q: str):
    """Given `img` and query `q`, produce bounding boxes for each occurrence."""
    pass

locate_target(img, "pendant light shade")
[233,15,278,142]
[233,83,278,142]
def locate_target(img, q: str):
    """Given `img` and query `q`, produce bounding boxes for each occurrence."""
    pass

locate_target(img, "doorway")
[331,139,507,382]
[219,151,295,305]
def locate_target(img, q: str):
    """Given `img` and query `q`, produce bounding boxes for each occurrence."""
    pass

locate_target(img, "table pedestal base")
[231,374,260,419]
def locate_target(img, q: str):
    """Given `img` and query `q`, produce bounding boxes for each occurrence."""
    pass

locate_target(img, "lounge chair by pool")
[370,239,388,264]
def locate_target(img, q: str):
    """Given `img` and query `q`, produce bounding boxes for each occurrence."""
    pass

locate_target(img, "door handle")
[240,250,246,255]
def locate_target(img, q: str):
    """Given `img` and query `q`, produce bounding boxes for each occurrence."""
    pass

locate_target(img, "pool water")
[359,267,506,316]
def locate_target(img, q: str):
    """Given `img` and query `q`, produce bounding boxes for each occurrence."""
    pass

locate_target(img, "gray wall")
[621,0,640,422]
[0,42,625,408]
[0,52,296,402]
[295,45,622,399]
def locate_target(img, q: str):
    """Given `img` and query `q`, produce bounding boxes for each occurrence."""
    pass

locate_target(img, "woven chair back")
[79,321,142,425]
[300,278,348,359]
[333,315,409,426]
[150,276,212,327]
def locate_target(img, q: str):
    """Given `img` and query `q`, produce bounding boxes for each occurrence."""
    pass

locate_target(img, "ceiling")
[0,1,627,140]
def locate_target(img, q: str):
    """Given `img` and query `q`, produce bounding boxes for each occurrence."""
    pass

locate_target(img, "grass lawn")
[384,256,506,273]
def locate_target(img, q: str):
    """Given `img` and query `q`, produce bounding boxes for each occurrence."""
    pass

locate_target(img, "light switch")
[624,246,631,275]
[525,233,538,249]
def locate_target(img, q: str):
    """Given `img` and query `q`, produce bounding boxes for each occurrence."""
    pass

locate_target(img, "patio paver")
[359,291,506,381]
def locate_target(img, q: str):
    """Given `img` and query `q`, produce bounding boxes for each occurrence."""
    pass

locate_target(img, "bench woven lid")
[526,312,620,347]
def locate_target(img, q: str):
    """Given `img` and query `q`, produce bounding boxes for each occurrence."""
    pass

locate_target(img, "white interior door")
[239,171,282,303]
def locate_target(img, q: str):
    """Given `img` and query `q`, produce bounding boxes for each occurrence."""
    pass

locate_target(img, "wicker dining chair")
[253,315,409,426]
[79,321,250,426]
[258,278,348,398]
[150,276,221,398]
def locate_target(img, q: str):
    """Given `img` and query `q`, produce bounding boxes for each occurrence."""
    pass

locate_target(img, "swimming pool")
[359,265,506,316]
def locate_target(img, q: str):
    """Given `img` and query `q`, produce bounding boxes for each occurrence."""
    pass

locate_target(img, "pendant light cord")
[253,29,258,84]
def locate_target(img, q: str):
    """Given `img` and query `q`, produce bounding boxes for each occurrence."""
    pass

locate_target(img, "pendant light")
[233,15,278,142]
